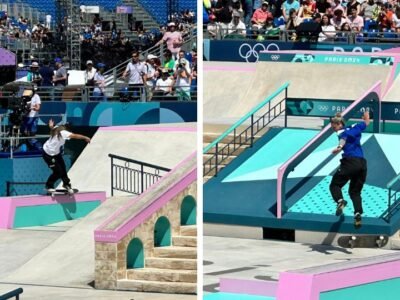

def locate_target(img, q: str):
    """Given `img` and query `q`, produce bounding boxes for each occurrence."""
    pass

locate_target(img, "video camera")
[1,83,34,127]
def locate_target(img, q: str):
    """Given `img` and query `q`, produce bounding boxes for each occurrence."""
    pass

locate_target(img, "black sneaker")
[354,213,362,229]
[335,199,348,216]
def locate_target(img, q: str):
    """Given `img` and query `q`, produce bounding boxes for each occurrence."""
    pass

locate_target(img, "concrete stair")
[118,225,197,294]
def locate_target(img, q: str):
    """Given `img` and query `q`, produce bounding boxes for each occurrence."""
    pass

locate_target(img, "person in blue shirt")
[329,111,370,228]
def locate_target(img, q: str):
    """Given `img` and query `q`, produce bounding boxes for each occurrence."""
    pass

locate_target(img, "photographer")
[22,87,41,136]
[174,58,191,101]
[122,51,147,101]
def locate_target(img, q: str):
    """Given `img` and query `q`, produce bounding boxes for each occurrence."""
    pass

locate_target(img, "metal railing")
[385,173,400,223]
[109,154,171,196]
[276,81,381,218]
[203,82,289,177]
[0,288,23,300]
[0,135,49,159]
[6,181,46,196]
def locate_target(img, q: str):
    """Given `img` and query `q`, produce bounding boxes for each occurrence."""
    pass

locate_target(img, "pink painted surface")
[94,152,196,242]
[276,81,382,218]
[98,126,196,132]
[0,192,106,229]
[220,278,278,297]
[262,50,400,58]
[381,47,400,53]
[277,259,400,300]
[204,65,256,72]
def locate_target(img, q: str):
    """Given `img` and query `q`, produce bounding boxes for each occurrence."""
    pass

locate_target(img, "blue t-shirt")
[283,0,300,13]
[338,122,366,158]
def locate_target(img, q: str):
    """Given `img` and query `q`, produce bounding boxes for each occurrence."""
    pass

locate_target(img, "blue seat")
[383,30,397,39]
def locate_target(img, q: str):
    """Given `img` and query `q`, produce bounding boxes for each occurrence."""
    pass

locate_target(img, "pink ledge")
[262,50,400,58]
[276,259,400,300]
[204,65,256,72]
[0,192,106,229]
[94,152,196,242]
[98,126,196,132]
[220,278,278,297]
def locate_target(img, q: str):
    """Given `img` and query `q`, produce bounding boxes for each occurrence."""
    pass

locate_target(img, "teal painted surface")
[154,216,171,247]
[375,134,400,175]
[126,238,144,269]
[13,200,101,228]
[181,196,197,225]
[203,82,289,153]
[289,176,390,217]
[204,293,275,300]
[320,277,400,300]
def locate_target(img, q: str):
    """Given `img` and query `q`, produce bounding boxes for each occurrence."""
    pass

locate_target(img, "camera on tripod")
[8,89,32,127]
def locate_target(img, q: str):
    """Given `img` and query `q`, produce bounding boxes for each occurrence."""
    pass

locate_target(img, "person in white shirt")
[228,11,247,37]
[84,60,97,86]
[42,119,90,193]
[93,63,106,101]
[45,14,52,29]
[22,87,41,136]
[319,14,336,41]
[174,58,191,101]
[154,68,174,97]
[122,51,147,101]
[173,50,190,71]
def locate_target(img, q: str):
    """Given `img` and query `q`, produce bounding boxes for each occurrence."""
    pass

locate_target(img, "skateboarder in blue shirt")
[329,111,370,228]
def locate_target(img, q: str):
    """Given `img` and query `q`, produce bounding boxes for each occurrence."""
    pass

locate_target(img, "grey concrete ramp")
[2,195,133,288]
[66,124,196,196]
[383,75,400,102]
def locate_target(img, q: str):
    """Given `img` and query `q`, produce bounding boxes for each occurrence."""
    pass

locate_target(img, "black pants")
[43,152,70,189]
[329,157,367,215]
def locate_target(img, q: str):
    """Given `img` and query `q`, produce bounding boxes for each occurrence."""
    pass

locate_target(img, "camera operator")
[174,58,191,101]
[22,87,41,136]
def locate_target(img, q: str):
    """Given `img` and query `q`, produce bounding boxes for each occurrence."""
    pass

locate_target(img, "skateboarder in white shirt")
[42,119,90,194]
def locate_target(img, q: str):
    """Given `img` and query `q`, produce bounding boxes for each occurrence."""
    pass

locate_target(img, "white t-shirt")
[85,67,97,82]
[156,78,173,92]
[125,62,146,84]
[43,130,72,156]
[28,94,41,118]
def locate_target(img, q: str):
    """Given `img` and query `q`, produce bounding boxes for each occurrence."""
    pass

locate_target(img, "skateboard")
[338,235,389,249]
[47,188,79,196]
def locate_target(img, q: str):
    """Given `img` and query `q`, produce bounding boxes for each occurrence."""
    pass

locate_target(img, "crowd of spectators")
[204,0,400,41]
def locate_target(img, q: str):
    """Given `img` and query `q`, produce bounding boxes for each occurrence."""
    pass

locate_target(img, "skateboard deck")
[48,188,79,196]
[338,235,389,248]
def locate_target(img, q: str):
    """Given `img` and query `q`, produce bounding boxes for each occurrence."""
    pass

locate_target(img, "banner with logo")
[287,98,400,120]
[206,40,398,62]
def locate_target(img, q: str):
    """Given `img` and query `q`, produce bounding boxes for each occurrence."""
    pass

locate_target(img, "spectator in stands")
[242,0,254,24]
[163,50,176,74]
[340,22,352,38]
[316,0,331,15]
[174,50,190,71]
[392,8,400,32]
[361,0,379,22]
[145,54,158,101]
[347,0,361,17]
[331,9,349,30]
[378,3,394,30]
[282,0,300,21]
[122,51,147,101]
[93,63,106,102]
[46,14,52,29]
[84,60,97,87]
[27,62,43,87]
[22,87,41,136]
[228,11,247,37]
[156,22,183,59]
[251,1,273,31]
[319,14,336,41]
[286,8,301,32]
[213,0,233,26]
[207,13,219,38]
[299,0,317,20]
[348,7,364,32]
[331,0,346,16]
[52,58,67,87]
[174,58,191,101]
[154,68,174,97]
[39,60,54,88]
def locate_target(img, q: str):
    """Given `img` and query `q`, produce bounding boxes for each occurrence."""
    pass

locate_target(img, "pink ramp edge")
[98,126,196,132]
[94,152,196,242]
[277,259,400,300]
[0,192,106,229]
[204,65,256,72]
[220,278,278,297]
[276,81,382,218]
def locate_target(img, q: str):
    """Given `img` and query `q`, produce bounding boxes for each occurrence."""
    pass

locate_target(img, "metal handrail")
[203,82,289,177]
[385,172,400,223]
[276,81,381,218]
[0,288,23,300]
[109,153,171,196]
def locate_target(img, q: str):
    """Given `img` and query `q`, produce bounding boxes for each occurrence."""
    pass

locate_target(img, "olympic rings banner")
[287,98,400,121]
[205,40,398,62]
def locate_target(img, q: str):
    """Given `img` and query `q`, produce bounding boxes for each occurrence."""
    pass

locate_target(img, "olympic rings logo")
[271,55,280,61]
[318,105,329,112]
[238,43,280,62]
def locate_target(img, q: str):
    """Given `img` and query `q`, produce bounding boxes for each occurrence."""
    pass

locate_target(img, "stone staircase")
[203,124,269,182]
[117,224,197,294]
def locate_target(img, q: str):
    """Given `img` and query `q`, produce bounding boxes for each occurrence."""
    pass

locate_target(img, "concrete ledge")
[0,192,106,228]
[204,223,263,240]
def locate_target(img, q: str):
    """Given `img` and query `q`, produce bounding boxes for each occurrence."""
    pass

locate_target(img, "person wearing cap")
[251,1,273,31]
[228,11,247,37]
[93,63,106,102]
[282,0,300,21]
[155,21,183,59]
[84,60,97,87]
[329,111,370,228]
[52,58,67,87]
[43,119,91,194]
[144,54,158,100]
[154,68,174,97]
[122,51,147,101]
[27,62,42,86]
